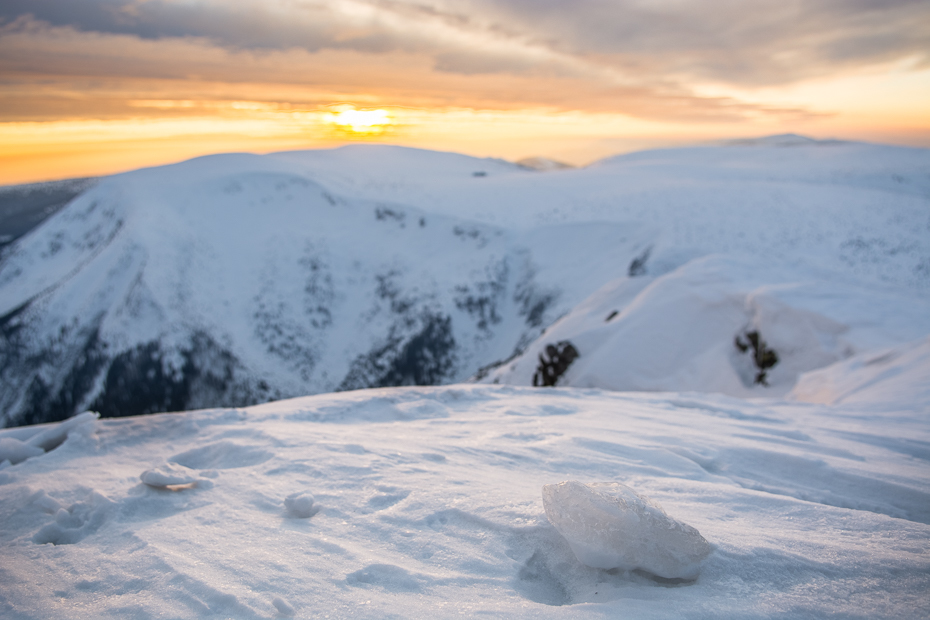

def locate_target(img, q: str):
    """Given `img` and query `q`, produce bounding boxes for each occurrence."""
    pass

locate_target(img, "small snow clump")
[284,492,316,518]
[543,480,712,579]
[272,596,296,616]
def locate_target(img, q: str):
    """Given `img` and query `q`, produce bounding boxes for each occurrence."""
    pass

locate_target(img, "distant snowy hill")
[2,139,929,426]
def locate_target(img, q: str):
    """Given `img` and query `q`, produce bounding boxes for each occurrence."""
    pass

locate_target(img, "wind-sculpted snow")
[0,411,99,468]
[791,336,930,409]
[481,255,930,396]
[1,139,929,426]
[0,385,928,617]
[0,437,43,464]
[542,481,712,579]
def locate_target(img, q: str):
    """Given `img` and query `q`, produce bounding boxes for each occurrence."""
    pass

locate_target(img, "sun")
[323,105,394,136]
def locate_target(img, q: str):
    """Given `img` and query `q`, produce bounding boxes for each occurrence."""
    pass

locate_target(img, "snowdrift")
[1,385,928,618]
[791,335,930,409]
[479,254,930,396]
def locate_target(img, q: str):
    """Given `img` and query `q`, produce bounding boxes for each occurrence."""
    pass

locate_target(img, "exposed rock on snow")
[734,329,779,385]
[532,341,580,387]
[543,481,712,579]
[628,246,652,277]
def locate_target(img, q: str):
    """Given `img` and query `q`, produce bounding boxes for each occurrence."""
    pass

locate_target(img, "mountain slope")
[1,139,928,427]
[0,152,646,426]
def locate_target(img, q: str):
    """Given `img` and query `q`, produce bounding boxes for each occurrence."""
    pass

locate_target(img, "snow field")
[1,384,928,618]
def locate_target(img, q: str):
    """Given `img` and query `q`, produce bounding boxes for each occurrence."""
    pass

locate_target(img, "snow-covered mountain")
[2,138,929,427]
[1,137,929,618]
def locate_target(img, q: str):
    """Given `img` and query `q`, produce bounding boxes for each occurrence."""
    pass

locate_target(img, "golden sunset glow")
[0,1,928,184]
[323,106,394,136]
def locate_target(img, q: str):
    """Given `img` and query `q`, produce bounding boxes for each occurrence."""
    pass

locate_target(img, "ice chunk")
[284,492,316,518]
[0,437,44,465]
[140,463,202,489]
[542,481,712,579]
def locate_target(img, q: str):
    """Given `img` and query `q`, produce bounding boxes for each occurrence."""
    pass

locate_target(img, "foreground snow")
[1,384,928,618]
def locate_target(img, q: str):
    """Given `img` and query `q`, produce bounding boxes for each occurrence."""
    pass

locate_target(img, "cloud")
[0,0,921,128]
[0,20,824,125]
[428,0,930,85]
[2,0,928,88]
[0,1,328,50]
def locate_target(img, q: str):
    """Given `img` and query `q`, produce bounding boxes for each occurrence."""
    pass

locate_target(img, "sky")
[1,0,929,184]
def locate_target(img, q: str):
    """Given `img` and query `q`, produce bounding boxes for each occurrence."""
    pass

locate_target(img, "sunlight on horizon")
[0,105,755,185]
[1,81,929,185]
[323,105,394,136]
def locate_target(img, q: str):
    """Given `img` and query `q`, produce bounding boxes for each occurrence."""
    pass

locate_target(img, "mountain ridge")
[1,137,928,427]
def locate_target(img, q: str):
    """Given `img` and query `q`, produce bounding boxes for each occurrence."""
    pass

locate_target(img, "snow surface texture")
[542,481,712,579]
[1,384,928,618]
[2,138,929,426]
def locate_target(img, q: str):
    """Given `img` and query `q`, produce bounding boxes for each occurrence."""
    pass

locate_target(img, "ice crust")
[543,481,712,579]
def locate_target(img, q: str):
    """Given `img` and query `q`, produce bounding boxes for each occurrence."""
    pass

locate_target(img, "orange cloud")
[0,1,927,184]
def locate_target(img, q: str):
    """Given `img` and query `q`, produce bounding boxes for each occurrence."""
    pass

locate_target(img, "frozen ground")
[1,379,928,618]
